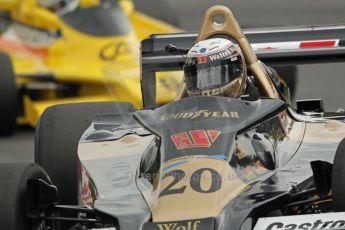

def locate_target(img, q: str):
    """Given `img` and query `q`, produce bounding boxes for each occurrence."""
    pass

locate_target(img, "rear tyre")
[0,163,50,230]
[0,53,18,135]
[35,102,136,206]
[332,138,345,211]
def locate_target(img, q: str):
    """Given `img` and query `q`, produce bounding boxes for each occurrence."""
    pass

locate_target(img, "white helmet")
[38,0,79,15]
[183,38,247,97]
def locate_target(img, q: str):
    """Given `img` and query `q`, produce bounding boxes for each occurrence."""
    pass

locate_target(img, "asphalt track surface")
[1,0,345,162]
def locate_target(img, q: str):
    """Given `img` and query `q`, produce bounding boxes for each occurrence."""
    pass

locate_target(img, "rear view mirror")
[296,99,324,113]
[266,66,292,106]
[251,133,276,170]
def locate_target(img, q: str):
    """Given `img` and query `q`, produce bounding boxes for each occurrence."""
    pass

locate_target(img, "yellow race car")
[0,0,182,134]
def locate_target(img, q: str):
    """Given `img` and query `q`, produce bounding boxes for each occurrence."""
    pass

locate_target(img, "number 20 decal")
[159,168,222,197]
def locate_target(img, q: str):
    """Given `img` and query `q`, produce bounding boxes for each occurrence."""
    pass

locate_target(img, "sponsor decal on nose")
[160,110,239,121]
[171,130,221,150]
[143,217,214,230]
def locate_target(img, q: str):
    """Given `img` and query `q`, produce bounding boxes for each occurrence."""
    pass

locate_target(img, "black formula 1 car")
[3,5,345,230]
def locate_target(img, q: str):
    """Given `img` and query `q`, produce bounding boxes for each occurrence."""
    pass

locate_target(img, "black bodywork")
[76,95,344,230]
[74,27,345,229]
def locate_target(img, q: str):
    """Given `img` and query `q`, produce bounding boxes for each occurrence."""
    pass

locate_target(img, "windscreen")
[102,60,184,109]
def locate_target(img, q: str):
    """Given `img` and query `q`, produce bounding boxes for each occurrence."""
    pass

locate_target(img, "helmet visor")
[184,58,244,92]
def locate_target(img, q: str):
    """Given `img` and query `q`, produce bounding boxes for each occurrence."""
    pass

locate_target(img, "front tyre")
[0,53,18,135]
[35,102,136,206]
[35,102,136,229]
[332,138,345,211]
[0,163,50,230]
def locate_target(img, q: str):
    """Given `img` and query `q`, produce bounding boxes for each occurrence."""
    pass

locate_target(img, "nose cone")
[142,156,249,222]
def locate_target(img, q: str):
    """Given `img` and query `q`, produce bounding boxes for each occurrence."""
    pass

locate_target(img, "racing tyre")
[0,163,50,230]
[0,53,18,135]
[35,102,136,206]
[332,138,345,211]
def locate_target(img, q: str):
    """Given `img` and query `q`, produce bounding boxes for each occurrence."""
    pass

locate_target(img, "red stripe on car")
[299,40,337,48]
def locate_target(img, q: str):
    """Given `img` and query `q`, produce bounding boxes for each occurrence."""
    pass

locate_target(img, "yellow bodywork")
[0,0,183,126]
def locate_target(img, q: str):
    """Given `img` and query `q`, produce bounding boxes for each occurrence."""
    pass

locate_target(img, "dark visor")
[184,58,243,92]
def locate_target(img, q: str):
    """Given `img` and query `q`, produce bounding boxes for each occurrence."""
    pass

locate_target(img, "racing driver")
[183,38,260,100]
[37,0,79,15]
